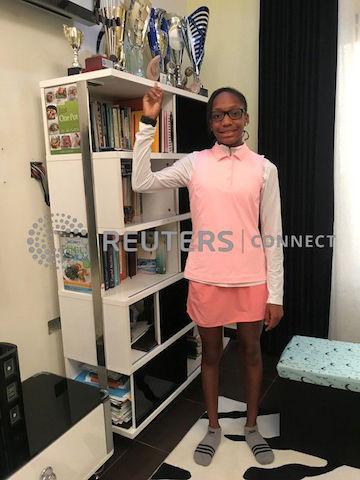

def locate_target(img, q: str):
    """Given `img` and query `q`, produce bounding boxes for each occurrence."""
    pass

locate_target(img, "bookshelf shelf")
[40,69,214,438]
[47,152,186,163]
[39,68,207,104]
[122,212,191,234]
[92,151,186,160]
[58,271,184,306]
[103,272,183,305]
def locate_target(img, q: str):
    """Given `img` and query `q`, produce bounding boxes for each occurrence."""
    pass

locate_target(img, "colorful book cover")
[137,243,157,274]
[132,109,160,152]
[60,235,91,292]
[44,84,81,155]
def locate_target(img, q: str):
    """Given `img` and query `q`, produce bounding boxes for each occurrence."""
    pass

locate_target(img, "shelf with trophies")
[39,0,218,439]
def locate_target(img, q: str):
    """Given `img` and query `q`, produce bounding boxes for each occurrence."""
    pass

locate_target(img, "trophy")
[98,1,127,70]
[63,25,84,75]
[181,6,209,94]
[125,0,152,77]
[166,14,185,88]
[147,8,169,82]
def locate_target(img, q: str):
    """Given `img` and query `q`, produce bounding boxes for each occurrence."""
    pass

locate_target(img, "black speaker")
[0,343,28,475]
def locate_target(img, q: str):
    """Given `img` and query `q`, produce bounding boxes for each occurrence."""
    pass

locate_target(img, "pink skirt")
[186,280,268,328]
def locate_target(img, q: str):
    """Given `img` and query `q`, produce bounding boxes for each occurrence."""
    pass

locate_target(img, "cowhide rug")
[150,396,360,479]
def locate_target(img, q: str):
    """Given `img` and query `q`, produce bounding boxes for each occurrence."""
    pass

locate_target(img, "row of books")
[59,230,169,293]
[99,230,168,291]
[75,368,132,426]
[89,98,174,153]
[89,100,132,151]
[99,234,127,291]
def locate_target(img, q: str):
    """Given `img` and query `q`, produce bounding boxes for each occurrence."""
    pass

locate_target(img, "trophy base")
[199,87,208,97]
[84,55,114,72]
[68,67,83,76]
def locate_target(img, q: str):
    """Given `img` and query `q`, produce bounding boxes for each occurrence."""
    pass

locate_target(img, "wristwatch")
[140,115,157,127]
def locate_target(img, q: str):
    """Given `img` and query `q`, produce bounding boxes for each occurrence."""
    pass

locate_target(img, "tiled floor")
[96,338,280,480]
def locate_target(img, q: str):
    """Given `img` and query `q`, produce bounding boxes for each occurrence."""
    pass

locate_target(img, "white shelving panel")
[40,68,211,438]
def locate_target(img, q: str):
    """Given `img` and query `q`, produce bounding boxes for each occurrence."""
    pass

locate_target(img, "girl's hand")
[143,83,163,120]
[264,304,284,331]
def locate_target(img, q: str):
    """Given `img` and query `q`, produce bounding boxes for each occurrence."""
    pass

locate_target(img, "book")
[132,109,160,153]
[127,233,138,278]
[60,235,91,292]
[107,241,115,288]
[156,232,167,274]
[44,83,81,155]
[112,106,120,149]
[119,238,127,281]
[137,230,155,274]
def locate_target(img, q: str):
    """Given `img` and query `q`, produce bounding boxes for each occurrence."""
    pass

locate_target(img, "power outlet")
[48,317,61,334]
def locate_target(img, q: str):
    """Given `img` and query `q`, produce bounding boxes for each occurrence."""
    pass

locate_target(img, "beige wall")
[186,0,260,151]
[0,0,189,380]
[0,0,73,379]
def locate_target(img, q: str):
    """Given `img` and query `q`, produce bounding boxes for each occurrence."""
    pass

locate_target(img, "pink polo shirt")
[184,143,266,284]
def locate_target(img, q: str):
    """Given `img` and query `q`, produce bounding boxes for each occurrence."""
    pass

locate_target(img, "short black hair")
[206,87,248,134]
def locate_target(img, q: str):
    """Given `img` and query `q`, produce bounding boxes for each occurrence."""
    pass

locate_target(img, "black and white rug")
[150,396,360,479]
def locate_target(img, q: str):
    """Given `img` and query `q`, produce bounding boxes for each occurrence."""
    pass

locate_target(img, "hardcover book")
[60,235,91,292]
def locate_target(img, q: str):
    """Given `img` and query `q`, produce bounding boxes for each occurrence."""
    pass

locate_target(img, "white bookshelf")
[40,68,218,439]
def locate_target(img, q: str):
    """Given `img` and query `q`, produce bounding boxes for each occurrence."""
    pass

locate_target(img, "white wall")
[0,0,74,380]
[0,0,190,380]
[187,0,260,151]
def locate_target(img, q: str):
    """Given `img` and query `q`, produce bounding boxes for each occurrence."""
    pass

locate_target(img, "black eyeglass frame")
[210,108,247,122]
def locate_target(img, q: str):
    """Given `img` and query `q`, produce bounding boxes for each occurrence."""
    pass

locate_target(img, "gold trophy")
[63,25,84,75]
[98,2,127,71]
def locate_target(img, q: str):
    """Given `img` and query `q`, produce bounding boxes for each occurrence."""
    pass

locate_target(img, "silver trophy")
[125,0,152,77]
[181,6,209,93]
[98,1,127,70]
[166,14,185,88]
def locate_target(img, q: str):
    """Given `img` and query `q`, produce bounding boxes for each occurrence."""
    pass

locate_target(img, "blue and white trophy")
[181,6,209,94]
[147,8,169,82]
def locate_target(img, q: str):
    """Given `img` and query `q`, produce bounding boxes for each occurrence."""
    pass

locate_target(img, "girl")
[132,83,284,466]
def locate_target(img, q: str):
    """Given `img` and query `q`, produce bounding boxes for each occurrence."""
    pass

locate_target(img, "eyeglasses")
[210,108,246,122]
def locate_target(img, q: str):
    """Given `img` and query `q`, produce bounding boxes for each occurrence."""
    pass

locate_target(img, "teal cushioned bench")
[276,335,360,392]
